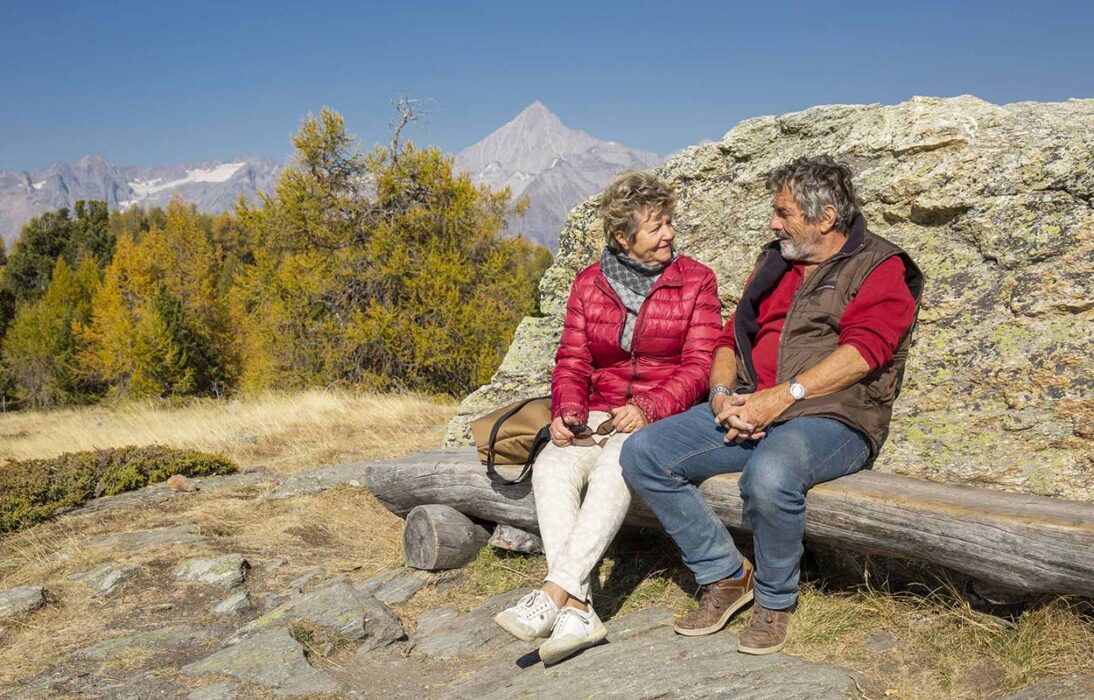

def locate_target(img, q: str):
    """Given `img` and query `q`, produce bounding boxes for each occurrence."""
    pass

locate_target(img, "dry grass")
[0,390,447,690]
[777,582,1094,699]
[0,389,455,476]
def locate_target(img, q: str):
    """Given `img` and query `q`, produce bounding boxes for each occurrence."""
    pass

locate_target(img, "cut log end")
[403,504,490,571]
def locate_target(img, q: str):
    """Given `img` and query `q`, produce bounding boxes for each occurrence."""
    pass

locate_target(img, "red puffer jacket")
[552,255,722,425]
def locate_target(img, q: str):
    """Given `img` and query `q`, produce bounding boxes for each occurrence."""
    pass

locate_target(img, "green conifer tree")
[2,209,73,307]
[80,201,237,399]
[1,258,100,408]
[67,200,115,265]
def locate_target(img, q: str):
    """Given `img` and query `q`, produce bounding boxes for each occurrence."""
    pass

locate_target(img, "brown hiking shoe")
[737,601,795,654]
[673,559,754,636]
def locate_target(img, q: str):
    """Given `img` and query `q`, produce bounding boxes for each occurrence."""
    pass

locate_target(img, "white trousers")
[532,411,632,602]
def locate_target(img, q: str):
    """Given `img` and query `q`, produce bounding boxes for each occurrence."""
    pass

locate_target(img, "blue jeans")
[620,403,870,609]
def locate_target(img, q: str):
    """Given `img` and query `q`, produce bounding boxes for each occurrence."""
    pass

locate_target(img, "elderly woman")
[493,170,722,664]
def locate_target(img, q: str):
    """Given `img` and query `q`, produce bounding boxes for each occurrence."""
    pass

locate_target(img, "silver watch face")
[790,382,806,400]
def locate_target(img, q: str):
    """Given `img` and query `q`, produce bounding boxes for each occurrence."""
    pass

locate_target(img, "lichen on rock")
[447,95,1094,503]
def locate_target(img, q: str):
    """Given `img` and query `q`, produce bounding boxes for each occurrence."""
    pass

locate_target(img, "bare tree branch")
[389,94,429,165]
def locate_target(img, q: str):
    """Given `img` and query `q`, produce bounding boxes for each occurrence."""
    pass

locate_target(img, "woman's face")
[615,207,675,265]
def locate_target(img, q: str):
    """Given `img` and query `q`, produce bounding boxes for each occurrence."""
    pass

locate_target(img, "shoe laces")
[551,607,590,637]
[750,604,777,627]
[516,590,551,618]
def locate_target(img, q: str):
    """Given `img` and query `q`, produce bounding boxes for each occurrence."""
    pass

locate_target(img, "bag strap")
[485,395,551,485]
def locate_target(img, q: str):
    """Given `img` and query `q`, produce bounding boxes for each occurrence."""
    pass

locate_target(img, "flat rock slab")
[375,573,426,605]
[355,568,401,595]
[187,681,240,700]
[86,525,207,550]
[415,589,529,660]
[270,461,369,499]
[182,627,344,696]
[0,585,45,619]
[78,470,273,515]
[73,563,141,596]
[443,607,856,699]
[415,607,459,637]
[174,554,248,588]
[233,579,404,646]
[78,624,216,660]
[213,590,254,616]
[286,566,327,593]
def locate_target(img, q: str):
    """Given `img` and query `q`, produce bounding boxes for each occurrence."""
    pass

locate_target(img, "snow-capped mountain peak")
[0,157,280,246]
[454,102,661,250]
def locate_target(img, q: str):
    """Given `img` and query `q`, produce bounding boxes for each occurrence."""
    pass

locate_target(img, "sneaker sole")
[673,589,754,636]
[736,639,785,655]
[539,624,608,666]
[493,612,542,642]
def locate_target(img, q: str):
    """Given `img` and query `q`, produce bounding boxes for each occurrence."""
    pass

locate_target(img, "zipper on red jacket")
[627,351,638,401]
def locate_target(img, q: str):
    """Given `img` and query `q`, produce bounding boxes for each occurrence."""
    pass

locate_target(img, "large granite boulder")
[447,95,1093,503]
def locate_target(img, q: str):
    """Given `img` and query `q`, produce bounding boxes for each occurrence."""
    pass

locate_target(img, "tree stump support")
[402,504,490,571]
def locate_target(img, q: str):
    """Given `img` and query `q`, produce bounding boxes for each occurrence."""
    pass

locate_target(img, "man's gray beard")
[778,238,818,261]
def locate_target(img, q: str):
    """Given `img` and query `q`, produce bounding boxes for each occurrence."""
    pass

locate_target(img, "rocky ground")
[3,464,1090,699]
[0,467,859,700]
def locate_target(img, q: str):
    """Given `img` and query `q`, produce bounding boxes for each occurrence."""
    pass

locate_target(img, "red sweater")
[715,256,915,390]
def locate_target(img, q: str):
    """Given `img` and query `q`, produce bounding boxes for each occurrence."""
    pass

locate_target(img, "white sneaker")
[493,590,560,641]
[538,605,607,665]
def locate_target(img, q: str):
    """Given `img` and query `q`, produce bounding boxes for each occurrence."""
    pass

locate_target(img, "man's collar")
[837,214,867,256]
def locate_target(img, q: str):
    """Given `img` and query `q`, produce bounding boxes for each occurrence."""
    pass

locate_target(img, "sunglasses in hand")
[570,417,616,445]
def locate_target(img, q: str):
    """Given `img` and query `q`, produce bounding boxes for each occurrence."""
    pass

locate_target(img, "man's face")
[769,186,823,261]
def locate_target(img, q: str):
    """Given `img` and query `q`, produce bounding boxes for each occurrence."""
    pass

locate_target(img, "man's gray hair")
[765,155,860,232]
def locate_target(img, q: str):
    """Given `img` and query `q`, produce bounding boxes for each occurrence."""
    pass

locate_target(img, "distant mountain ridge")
[1,102,660,252]
[455,102,662,249]
[0,155,280,248]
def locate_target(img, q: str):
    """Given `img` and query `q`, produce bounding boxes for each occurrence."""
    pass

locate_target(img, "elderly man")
[620,155,924,655]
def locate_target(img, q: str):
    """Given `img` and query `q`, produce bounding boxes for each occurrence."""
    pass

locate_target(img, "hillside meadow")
[1,391,1091,699]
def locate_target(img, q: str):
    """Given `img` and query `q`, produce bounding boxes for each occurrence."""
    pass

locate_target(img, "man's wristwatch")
[788,377,806,402]
[708,384,733,402]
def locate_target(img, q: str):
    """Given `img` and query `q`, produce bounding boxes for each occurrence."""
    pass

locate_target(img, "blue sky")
[2,0,1092,170]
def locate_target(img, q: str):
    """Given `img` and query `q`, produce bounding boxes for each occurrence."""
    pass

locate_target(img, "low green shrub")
[0,445,237,534]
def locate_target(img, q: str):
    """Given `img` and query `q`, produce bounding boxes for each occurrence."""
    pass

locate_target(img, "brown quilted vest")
[732,215,925,458]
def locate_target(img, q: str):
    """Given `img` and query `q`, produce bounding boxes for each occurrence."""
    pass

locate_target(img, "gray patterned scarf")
[600,247,674,351]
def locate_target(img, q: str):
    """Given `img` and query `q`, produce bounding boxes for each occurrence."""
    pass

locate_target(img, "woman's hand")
[550,415,578,447]
[611,404,648,433]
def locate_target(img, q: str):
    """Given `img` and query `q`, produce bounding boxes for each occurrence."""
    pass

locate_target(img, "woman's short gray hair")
[598,170,676,251]
[765,155,860,232]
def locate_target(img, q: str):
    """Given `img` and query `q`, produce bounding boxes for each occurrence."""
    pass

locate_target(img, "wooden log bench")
[363,448,1094,597]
